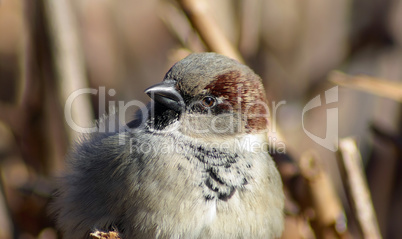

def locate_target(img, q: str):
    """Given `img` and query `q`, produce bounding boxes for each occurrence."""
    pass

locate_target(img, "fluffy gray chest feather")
[53,130,284,239]
[121,131,284,238]
[128,132,252,200]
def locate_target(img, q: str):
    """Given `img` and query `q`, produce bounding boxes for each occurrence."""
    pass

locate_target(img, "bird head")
[145,53,270,139]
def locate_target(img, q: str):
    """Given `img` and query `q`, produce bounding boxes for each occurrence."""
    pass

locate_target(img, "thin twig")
[329,71,402,103]
[338,138,382,239]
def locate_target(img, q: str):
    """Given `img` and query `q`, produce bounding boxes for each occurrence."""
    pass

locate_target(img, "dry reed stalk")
[337,138,382,239]
[329,71,402,103]
[177,0,244,62]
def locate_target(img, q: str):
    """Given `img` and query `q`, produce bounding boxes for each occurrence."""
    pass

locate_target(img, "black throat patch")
[180,142,252,201]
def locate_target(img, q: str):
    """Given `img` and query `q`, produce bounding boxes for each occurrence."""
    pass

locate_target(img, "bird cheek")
[180,113,241,136]
[180,113,211,135]
[209,114,238,134]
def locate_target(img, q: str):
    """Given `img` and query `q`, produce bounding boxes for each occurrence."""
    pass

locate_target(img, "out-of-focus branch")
[337,138,382,239]
[329,71,402,103]
[0,181,13,239]
[370,124,402,151]
[158,1,205,54]
[177,0,244,63]
[239,0,262,57]
[42,0,93,142]
[299,151,349,239]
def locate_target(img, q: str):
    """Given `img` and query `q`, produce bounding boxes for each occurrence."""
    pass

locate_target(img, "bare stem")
[338,138,382,239]
[329,71,402,103]
[177,0,244,62]
[42,0,93,142]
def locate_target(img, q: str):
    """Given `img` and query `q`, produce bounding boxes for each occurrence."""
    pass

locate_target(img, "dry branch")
[0,183,13,239]
[337,138,382,239]
[177,0,244,62]
[329,71,402,103]
[158,1,205,53]
[42,0,93,142]
[299,151,349,239]
[239,0,262,57]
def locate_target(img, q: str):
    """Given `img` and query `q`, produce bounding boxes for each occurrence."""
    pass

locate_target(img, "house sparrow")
[53,52,284,239]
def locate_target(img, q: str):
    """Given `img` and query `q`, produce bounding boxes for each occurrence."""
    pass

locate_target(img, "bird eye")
[201,96,216,108]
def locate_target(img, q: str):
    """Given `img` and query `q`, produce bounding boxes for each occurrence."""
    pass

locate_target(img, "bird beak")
[145,81,184,112]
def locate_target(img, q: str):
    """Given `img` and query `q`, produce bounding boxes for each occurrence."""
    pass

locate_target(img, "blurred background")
[0,0,401,238]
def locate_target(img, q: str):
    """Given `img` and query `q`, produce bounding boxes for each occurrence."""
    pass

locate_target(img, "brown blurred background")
[0,0,401,238]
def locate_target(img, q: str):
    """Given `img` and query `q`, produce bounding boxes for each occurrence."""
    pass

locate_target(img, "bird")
[52,52,284,239]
